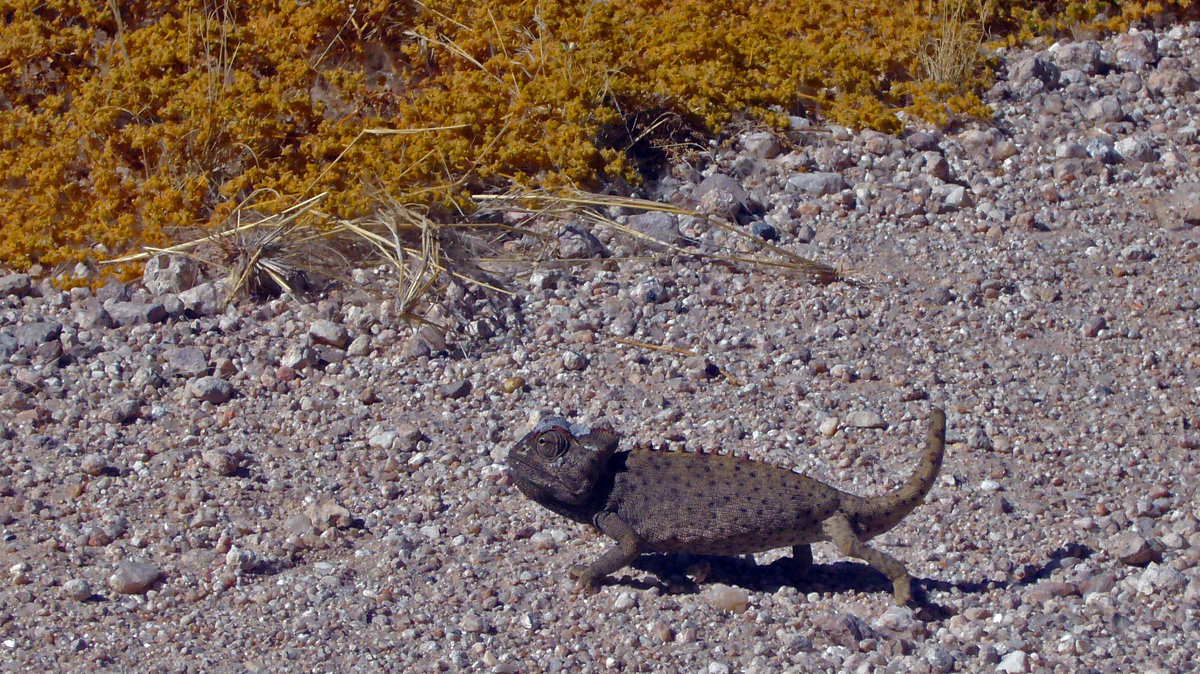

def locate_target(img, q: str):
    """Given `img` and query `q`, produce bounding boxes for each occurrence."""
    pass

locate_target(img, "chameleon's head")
[507,417,619,506]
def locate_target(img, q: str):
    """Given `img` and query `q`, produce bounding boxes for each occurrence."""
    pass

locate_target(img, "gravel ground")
[4,24,1200,674]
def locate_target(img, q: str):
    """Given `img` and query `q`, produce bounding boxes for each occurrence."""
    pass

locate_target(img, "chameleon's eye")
[535,430,567,459]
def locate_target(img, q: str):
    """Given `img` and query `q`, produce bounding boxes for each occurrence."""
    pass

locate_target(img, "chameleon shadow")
[616,543,1093,619]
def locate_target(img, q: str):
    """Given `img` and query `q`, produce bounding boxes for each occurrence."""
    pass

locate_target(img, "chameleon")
[506,408,946,605]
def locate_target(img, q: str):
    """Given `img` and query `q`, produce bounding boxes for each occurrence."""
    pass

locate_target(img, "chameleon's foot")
[568,564,600,594]
[891,575,913,606]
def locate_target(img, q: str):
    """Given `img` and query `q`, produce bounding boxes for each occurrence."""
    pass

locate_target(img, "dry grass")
[474,189,842,285]
[110,181,842,324]
[920,0,992,90]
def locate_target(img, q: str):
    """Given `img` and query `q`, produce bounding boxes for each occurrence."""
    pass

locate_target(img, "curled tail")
[853,408,946,538]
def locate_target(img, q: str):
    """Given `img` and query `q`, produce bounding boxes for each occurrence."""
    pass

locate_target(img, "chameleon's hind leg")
[821,514,913,605]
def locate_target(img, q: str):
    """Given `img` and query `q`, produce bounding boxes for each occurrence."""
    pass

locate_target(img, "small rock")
[637,278,667,304]
[1122,244,1154,262]
[874,606,916,633]
[932,183,973,210]
[1081,315,1106,338]
[742,131,781,160]
[557,225,607,258]
[14,321,62,349]
[357,386,378,405]
[10,562,30,585]
[696,173,751,219]
[844,411,886,429]
[1159,182,1200,228]
[368,430,398,450]
[280,344,316,370]
[702,584,749,613]
[924,645,955,674]
[1113,32,1158,70]
[1087,96,1124,123]
[131,366,166,391]
[188,376,234,404]
[925,286,955,306]
[62,578,92,601]
[1049,40,1103,75]
[460,614,488,634]
[1080,571,1116,594]
[967,428,994,450]
[440,379,472,399]
[178,282,223,317]
[142,255,199,295]
[1106,531,1164,566]
[406,325,447,359]
[906,131,940,151]
[922,152,952,181]
[750,221,778,241]
[818,417,840,437]
[1136,563,1187,595]
[1055,141,1087,159]
[283,514,315,537]
[956,128,995,156]
[816,611,877,649]
[996,649,1029,674]
[309,320,350,349]
[527,270,560,290]
[96,281,129,303]
[346,334,371,357]
[1008,56,1061,89]
[528,531,557,550]
[993,140,1019,160]
[788,172,847,196]
[0,273,32,298]
[225,546,260,572]
[79,454,108,477]
[397,422,423,443]
[684,355,720,380]
[1115,136,1158,163]
[627,212,682,249]
[202,449,241,476]
[107,301,167,326]
[1147,68,1198,97]
[613,592,637,610]
[1185,577,1200,604]
[649,620,674,643]
[1025,580,1080,604]
[305,499,352,530]
[109,560,161,595]
[562,350,588,371]
[160,293,184,317]
[1086,138,1122,164]
[979,479,1001,492]
[102,398,142,424]
[75,300,114,330]
[165,346,209,377]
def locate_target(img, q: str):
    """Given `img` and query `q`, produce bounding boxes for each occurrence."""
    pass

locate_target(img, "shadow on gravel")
[606,542,1094,621]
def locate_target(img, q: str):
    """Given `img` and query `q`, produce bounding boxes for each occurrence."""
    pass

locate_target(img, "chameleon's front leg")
[791,544,813,570]
[569,511,642,592]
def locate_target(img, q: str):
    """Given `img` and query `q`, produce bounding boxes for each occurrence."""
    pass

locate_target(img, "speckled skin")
[508,409,947,605]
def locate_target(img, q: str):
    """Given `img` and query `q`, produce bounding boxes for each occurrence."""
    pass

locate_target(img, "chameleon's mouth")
[506,452,591,505]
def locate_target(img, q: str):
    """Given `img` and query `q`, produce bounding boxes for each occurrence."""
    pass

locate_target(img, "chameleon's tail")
[853,408,946,539]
